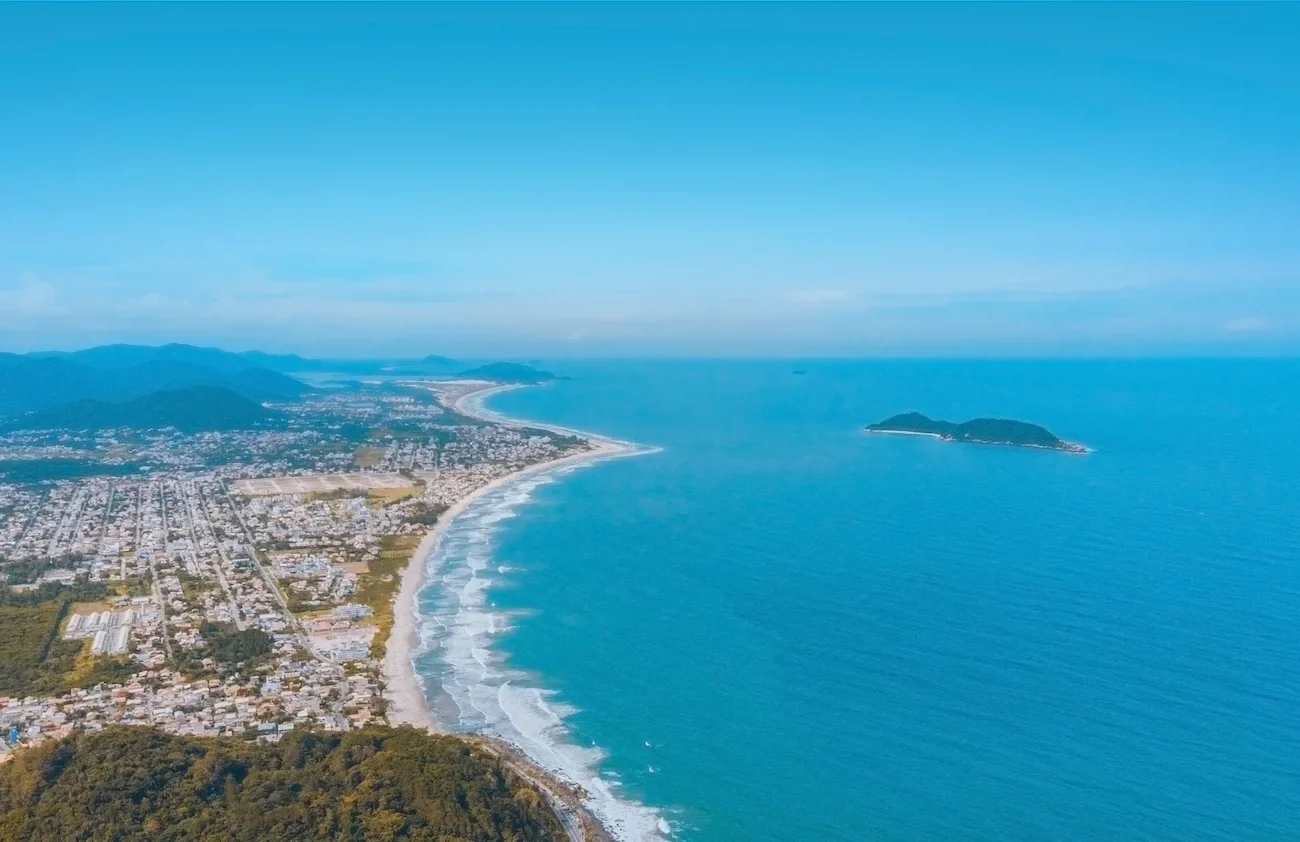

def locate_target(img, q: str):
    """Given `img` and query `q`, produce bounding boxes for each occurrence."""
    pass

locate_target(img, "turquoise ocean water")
[412,360,1300,841]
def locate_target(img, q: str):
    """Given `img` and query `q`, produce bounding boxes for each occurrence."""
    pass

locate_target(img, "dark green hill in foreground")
[0,726,565,842]
[867,412,1086,452]
[459,362,556,384]
[5,386,276,433]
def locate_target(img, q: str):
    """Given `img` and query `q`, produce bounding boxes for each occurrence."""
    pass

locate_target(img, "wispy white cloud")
[786,289,860,308]
[1223,316,1270,333]
[0,280,67,322]
[2,260,1298,355]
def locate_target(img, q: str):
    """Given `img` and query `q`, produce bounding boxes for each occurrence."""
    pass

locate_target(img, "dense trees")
[0,581,117,698]
[0,725,566,842]
[203,624,274,666]
[171,623,275,675]
[0,601,71,697]
[867,413,1073,449]
[404,501,448,526]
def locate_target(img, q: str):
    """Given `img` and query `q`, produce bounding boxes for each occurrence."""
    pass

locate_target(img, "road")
[219,481,324,661]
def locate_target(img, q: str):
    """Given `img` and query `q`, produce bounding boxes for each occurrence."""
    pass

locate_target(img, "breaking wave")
[411,457,669,841]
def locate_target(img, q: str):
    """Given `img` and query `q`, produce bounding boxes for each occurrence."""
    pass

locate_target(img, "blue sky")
[1,3,1297,357]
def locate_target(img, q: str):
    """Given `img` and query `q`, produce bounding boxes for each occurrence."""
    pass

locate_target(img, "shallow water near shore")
[415,359,1300,841]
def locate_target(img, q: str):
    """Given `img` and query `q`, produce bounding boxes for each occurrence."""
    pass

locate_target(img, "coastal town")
[0,381,591,761]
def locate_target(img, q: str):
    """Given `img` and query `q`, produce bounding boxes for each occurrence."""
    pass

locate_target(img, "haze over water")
[416,359,1300,840]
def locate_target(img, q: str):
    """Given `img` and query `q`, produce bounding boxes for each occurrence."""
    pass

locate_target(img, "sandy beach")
[382,382,636,732]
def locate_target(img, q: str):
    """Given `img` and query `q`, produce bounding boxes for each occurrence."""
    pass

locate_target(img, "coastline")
[381,379,659,839]
[383,382,636,732]
[864,427,1090,453]
[864,428,946,440]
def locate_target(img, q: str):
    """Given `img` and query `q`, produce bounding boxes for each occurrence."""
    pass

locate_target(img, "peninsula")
[866,412,1087,452]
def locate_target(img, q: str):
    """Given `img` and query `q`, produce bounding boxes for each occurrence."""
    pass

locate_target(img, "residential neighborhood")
[0,382,588,758]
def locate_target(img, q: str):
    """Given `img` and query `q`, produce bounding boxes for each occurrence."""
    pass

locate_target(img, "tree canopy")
[0,725,566,842]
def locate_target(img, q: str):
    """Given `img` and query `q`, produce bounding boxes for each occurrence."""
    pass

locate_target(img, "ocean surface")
[411,359,1300,841]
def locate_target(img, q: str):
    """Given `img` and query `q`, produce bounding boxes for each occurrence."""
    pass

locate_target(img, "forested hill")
[0,351,309,418]
[4,386,277,433]
[866,412,1086,452]
[0,726,567,842]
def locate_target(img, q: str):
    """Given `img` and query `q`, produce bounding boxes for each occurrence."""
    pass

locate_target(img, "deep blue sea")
[412,360,1300,841]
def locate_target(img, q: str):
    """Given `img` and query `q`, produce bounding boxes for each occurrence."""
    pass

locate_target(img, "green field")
[356,533,422,661]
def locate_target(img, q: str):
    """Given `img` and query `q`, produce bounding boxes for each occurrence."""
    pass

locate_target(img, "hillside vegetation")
[5,386,277,433]
[867,412,1081,450]
[0,726,566,842]
[0,350,309,418]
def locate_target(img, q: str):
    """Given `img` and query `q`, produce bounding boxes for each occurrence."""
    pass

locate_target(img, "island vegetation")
[866,412,1086,452]
[0,725,567,842]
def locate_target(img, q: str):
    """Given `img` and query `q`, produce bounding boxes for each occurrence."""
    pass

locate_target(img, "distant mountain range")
[0,344,557,430]
[22,343,466,377]
[0,349,311,419]
[29,343,317,374]
[3,386,277,433]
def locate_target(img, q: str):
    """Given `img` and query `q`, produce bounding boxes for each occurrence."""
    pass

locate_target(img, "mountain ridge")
[0,351,310,418]
[4,385,277,433]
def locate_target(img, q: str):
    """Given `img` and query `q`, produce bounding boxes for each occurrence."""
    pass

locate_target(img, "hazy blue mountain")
[216,366,313,401]
[4,386,277,432]
[0,353,309,417]
[458,362,556,383]
[36,343,260,373]
[236,349,320,372]
[97,361,310,402]
[32,343,333,374]
[27,343,462,377]
[0,354,106,417]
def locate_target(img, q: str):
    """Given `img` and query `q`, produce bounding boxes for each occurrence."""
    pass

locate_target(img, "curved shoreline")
[383,383,639,732]
[864,427,1091,453]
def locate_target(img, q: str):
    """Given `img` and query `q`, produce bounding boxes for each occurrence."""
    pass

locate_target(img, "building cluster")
[277,390,447,431]
[1,660,382,748]
[0,426,354,483]
[0,384,590,758]
[1,470,392,748]
[64,605,148,656]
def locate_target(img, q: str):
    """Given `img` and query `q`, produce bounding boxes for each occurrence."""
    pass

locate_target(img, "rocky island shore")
[866,412,1088,452]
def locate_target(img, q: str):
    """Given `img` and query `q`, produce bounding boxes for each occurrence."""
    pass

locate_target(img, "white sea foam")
[413,458,669,841]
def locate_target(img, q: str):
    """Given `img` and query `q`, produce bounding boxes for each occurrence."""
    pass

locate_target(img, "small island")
[866,412,1087,452]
